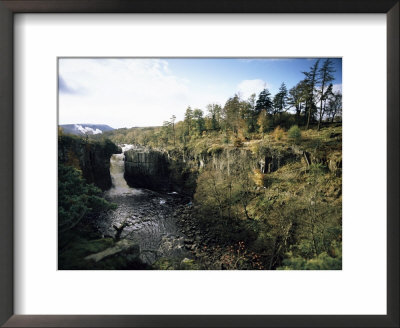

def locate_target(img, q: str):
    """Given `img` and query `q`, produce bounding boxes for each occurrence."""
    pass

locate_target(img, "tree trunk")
[318,111,322,131]
[306,103,312,130]
[318,83,325,131]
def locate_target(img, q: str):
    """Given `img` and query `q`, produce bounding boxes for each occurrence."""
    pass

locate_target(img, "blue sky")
[167,58,341,95]
[59,58,342,128]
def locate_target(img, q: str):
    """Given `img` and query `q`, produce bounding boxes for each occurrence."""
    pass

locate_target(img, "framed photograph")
[0,1,398,327]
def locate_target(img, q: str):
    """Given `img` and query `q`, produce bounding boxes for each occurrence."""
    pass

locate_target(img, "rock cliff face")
[123,141,341,195]
[58,135,119,190]
[124,148,170,191]
[123,146,302,195]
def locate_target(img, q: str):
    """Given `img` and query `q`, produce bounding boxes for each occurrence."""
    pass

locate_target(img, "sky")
[58,58,342,129]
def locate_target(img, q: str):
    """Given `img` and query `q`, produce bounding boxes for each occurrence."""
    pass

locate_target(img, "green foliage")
[278,243,342,270]
[273,82,288,116]
[255,88,273,114]
[58,164,116,233]
[193,109,205,135]
[287,125,302,142]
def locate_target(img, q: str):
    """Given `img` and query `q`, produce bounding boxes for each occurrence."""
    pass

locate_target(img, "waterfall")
[107,144,138,196]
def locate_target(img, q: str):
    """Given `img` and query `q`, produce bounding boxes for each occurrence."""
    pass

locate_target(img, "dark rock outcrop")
[58,135,119,190]
[124,148,170,191]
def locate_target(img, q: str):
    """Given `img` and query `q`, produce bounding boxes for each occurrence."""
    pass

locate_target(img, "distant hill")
[60,124,114,136]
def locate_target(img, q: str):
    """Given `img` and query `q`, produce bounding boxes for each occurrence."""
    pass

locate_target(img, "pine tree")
[317,59,335,130]
[302,59,320,129]
[273,82,288,116]
[255,88,273,115]
[244,94,258,133]
[184,106,193,135]
[193,109,205,135]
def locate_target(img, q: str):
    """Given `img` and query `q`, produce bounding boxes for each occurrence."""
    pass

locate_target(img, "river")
[95,145,192,266]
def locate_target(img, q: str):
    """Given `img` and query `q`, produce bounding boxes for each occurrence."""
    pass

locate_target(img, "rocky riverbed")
[95,187,195,267]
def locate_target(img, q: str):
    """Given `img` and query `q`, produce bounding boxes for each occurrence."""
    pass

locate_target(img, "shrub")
[58,164,116,233]
[287,125,302,142]
[272,126,285,141]
[277,250,342,270]
[233,138,244,147]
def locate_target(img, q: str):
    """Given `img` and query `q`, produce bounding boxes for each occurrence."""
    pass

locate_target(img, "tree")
[257,109,271,135]
[317,59,335,130]
[223,94,242,135]
[170,115,176,146]
[58,164,116,233]
[255,88,273,115]
[243,94,258,133]
[287,83,303,123]
[193,109,205,135]
[184,106,194,135]
[272,82,288,123]
[206,103,222,131]
[302,59,320,129]
[161,120,172,146]
[327,91,342,122]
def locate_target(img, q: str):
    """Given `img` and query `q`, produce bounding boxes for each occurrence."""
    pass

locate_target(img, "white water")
[106,144,141,196]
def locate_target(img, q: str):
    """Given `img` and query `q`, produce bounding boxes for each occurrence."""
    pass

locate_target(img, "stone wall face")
[58,135,119,190]
[124,149,170,191]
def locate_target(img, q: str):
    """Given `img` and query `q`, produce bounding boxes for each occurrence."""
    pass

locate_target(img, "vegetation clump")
[287,125,302,142]
[272,126,285,141]
[58,164,116,233]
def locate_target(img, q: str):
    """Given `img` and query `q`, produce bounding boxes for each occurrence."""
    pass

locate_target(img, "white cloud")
[74,124,102,135]
[236,79,267,100]
[59,58,229,128]
[332,83,342,94]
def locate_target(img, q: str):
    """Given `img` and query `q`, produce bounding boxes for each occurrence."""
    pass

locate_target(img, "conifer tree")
[184,106,193,136]
[193,109,205,135]
[273,82,288,117]
[302,59,320,129]
[255,88,273,115]
[317,59,335,130]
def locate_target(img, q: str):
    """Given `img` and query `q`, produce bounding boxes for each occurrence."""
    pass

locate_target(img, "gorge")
[58,125,342,270]
[95,145,193,267]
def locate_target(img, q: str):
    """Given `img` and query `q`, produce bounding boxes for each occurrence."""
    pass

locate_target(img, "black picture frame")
[0,1,398,327]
